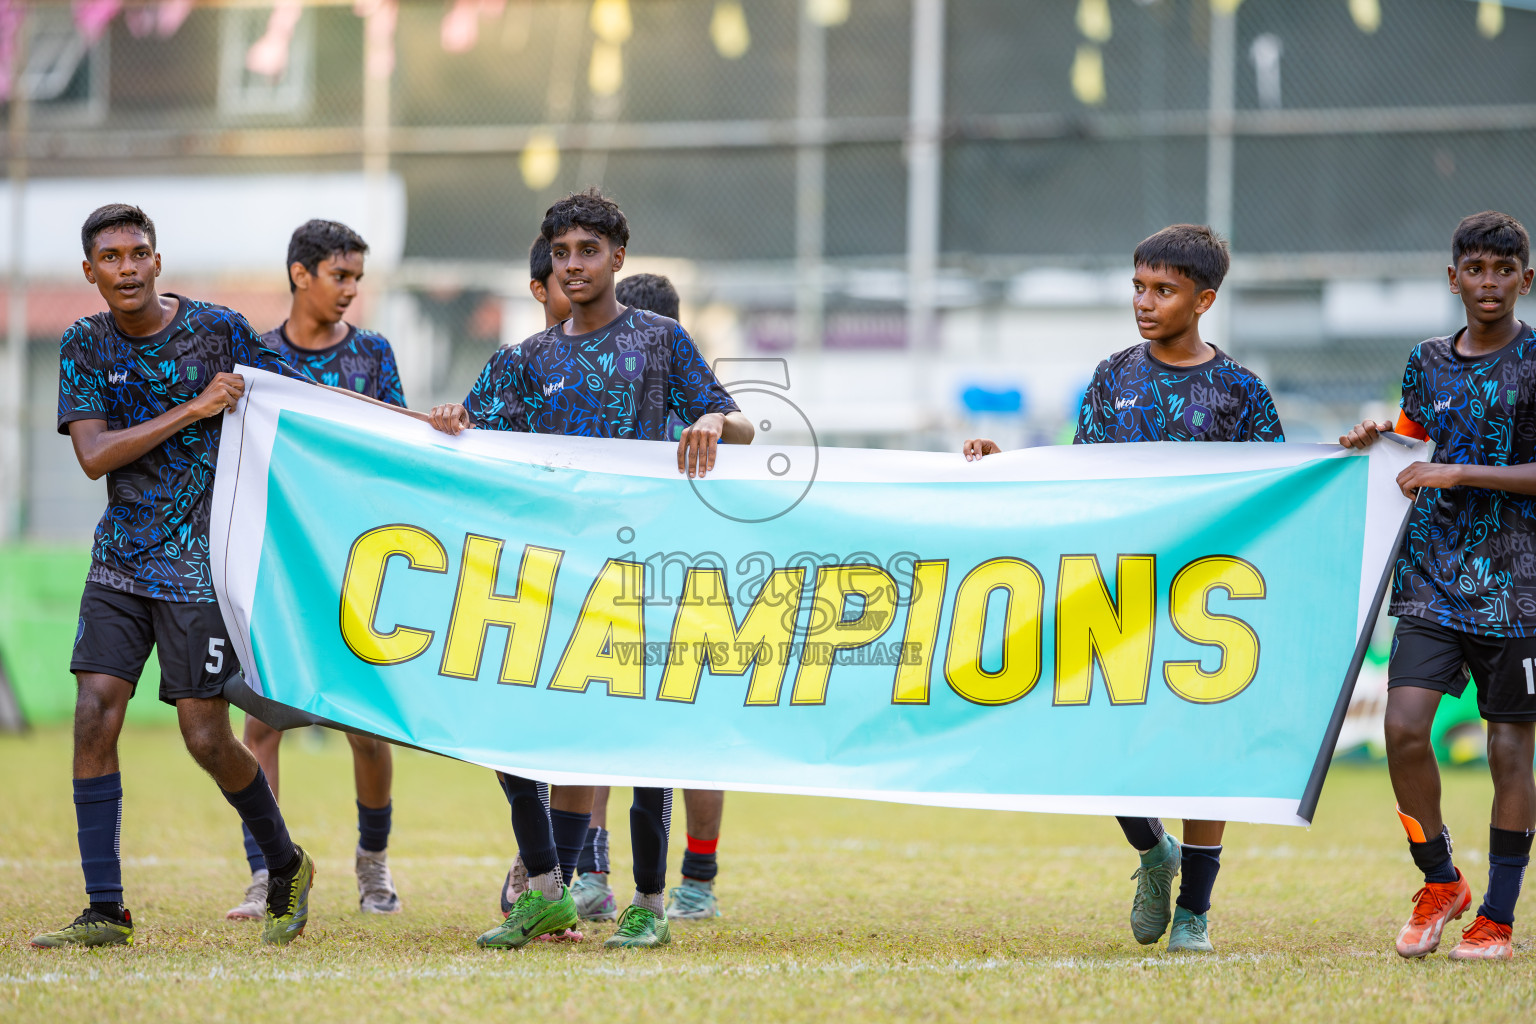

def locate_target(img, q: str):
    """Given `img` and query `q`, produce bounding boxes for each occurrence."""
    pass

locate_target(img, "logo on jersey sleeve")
[617,351,646,381]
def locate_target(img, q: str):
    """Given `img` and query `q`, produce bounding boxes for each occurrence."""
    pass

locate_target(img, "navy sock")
[357,800,391,853]
[74,773,123,903]
[1116,816,1165,853]
[681,845,718,882]
[550,809,592,887]
[221,767,297,877]
[1478,826,1534,926]
[1409,826,1458,884]
[240,822,265,872]
[497,772,558,879]
[579,826,610,875]
[630,787,673,896]
[1176,844,1222,915]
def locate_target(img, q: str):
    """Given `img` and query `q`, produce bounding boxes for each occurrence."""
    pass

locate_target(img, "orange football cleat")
[1396,868,1472,958]
[1448,915,1514,961]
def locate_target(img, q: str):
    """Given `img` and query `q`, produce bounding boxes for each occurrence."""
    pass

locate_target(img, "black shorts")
[1388,615,1536,723]
[71,582,240,706]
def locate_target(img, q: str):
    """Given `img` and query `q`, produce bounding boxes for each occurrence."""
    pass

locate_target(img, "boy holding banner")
[34,204,317,949]
[490,234,597,935]
[1341,210,1536,962]
[964,223,1283,953]
[226,219,406,922]
[576,272,730,925]
[430,189,753,949]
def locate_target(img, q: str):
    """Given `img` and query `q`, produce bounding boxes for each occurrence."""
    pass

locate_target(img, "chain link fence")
[5,0,1536,538]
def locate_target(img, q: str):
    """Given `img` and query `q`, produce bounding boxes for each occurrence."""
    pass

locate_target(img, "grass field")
[2,725,1533,1023]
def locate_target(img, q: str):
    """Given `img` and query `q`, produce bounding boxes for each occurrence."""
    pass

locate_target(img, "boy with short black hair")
[1341,210,1536,962]
[225,218,406,922]
[964,222,1282,953]
[615,272,680,321]
[432,188,753,950]
[32,204,316,949]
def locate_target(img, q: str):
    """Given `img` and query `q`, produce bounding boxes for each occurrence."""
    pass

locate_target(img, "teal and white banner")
[212,369,1421,826]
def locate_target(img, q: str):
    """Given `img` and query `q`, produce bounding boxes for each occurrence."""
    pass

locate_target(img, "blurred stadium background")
[0,0,1531,738]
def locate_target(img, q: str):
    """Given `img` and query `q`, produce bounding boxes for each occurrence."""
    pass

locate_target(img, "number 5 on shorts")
[206,637,225,675]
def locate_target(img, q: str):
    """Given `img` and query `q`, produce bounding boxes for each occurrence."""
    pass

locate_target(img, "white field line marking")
[1,952,1322,986]
[0,845,1404,873]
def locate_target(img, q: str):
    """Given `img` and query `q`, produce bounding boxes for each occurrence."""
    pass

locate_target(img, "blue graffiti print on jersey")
[57,295,308,603]
[261,323,406,408]
[1073,343,1285,444]
[1391,323,1536,637]
[464,307,737,439]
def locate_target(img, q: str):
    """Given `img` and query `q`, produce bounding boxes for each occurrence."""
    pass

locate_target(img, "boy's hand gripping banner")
[212,369,1421,826]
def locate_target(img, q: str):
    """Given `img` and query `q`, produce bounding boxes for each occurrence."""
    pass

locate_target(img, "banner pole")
[1296,503,1414,823]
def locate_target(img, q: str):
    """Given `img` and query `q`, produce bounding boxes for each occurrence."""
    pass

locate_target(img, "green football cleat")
[477,886,579,949]
[1167,906,1214,952]
[572,871,618,921]
[1129,833,1181,945]
[263,845,315,945]
[604,904,672,948]
[665,877,722,920]
[30,908,133,949]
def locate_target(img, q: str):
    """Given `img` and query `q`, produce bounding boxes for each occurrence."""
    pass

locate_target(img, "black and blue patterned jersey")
[260,323,406,408]
[464,306,737,438]
[1391,322,1536,637]
[1073,342,1285,444]
[57,294,307,603]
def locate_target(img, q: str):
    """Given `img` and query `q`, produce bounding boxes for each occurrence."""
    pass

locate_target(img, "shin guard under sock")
[497,772,558,878]
[1478,826,1535,925]
[579,826,610,876]
[221,767,298,877]
[681,834,719,882]
[630,787,673,896]
[75,773,124,903]
[357,800,392,853]
[1176,844,1222,916]
[550,808,592,888]
[1398,806,1457,884]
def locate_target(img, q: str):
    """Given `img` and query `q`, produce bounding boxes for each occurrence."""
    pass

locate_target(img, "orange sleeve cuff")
[1395,411,1429,441]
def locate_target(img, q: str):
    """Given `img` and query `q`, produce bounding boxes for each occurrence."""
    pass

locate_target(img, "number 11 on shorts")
[1524,656,1535,696]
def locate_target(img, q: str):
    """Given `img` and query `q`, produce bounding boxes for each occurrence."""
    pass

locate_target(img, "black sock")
[630,787,673,896]
[240,822,265,872]
[550,809,592,887]
[1478,826,1535,925]
[221,767,297,878]
[1408,825,1458,884]
[357,800,391,853]
[74,772,124,905]
[497,772,558,878]
[579,826,610,875]
[1116,816,1165,853]
[89,901,128,922]
[1176,845,1222,916]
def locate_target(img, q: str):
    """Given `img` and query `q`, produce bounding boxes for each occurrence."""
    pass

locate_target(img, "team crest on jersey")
[352,373,368,393]
[1184,404,1213,435]
[617,351,646,381]
[181,359,208,387]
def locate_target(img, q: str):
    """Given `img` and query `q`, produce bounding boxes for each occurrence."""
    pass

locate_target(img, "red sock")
[686,834,719,856]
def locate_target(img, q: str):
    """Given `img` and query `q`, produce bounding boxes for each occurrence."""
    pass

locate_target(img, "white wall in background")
[0,172,406,279]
